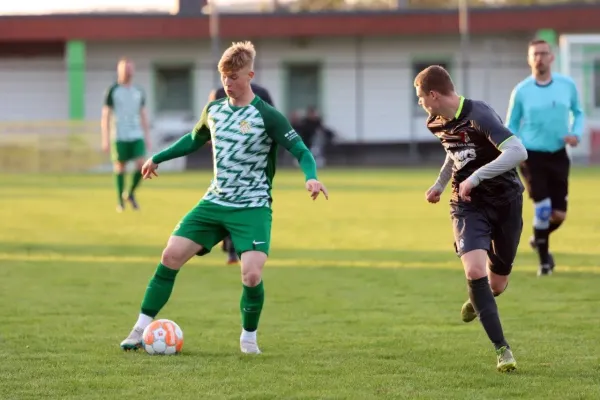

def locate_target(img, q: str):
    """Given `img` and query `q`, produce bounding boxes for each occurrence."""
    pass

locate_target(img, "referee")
[505,39,585,276]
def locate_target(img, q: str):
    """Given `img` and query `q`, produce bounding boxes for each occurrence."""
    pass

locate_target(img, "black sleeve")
[471,104,514,149]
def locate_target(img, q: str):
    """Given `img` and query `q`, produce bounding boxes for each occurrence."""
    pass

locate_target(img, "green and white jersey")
[193,96,302,208]
[104,83,146,142]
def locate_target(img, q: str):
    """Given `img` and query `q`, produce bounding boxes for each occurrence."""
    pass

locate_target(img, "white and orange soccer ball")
[142,319,184,355]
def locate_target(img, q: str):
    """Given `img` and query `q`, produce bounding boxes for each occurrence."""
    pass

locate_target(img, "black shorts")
[451,194,523,276]
[519,148,570,212]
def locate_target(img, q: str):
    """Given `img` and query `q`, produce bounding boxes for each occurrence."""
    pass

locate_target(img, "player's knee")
[551,210,566,223]
[242,271,261,287]
[113,162,125,173]
[161,247,188,269]
[461,249,488,280]
[533,198,552,229]
[240,251,267,287]
[489,276,509,296]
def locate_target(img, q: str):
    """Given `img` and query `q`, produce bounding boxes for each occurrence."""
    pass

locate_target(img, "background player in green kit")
[101,57,151,212]
[120,41,328,354]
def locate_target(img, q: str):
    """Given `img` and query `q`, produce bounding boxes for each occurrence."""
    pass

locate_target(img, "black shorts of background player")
[208,83,275,265]
[518,150,570,273]
[415,65,527,373]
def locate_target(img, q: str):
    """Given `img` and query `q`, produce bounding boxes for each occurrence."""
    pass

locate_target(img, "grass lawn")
[1,168,599,399]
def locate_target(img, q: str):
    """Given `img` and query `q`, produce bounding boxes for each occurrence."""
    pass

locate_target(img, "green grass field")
[1,168,600,399]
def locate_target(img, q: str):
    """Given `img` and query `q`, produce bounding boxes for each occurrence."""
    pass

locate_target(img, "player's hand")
[101,141,109,153]
[458,179,475,202]
[564,135,579,147]
[141,158,159,179]
[306,179,328,200]
[425,186,442,204]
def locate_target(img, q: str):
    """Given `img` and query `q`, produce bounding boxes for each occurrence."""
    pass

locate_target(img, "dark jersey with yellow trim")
[427,97,524,205]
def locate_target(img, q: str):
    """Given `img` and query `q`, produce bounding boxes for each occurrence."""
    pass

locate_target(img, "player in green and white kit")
[101,58,151,212]
[120,41,328,354]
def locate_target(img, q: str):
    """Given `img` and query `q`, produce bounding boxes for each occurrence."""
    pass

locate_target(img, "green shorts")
[111,139,146,163]
[173,200,272,257]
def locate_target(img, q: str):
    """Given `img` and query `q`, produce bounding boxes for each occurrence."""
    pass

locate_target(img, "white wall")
[0,58,68,121]
[0,35,531,144]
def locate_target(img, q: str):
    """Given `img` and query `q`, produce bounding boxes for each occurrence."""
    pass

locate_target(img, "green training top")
[104,83,146,142]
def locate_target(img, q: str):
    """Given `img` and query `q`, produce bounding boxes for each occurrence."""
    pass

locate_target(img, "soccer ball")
[142,319,184,355]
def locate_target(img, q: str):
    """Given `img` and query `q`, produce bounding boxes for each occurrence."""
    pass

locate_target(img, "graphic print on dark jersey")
[427,97,524,205]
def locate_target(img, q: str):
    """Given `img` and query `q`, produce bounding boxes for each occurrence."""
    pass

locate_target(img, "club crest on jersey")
[458,131,470,143]
[239,120,251,134]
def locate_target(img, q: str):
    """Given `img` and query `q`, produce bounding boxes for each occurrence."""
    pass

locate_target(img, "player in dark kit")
[208,83,275,265]
[414,65,528,372]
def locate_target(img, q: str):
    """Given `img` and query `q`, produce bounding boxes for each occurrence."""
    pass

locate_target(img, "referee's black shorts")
[519,148,570,212]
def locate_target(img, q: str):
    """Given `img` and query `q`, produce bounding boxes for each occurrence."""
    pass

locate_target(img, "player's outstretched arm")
[265,108,328,200]
[290,142,328,200]
[141,133,207,179]
[142,105,212,179]
[151,133,206,163]
[426,153,453,204]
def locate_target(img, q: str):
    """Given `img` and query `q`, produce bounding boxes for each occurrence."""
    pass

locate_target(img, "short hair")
[413,65,455,96]
[218,41,256,74]
[529,38,549,47]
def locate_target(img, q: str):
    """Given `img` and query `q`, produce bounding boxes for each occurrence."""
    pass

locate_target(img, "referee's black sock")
[534,228,551,265]
[468,276,509,350]
[548,220,563,235]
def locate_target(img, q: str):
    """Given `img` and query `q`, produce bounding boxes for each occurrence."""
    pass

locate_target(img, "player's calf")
[113,161,126,212]
[120,236,202,350]
[239,251,267,354]
[462,250,511,353]
[533,198,553,275]
[461,279,508,323]
[547,210,566,247]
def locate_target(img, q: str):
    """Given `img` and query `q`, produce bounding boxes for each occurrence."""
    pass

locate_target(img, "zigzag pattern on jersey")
[203,102,274,208]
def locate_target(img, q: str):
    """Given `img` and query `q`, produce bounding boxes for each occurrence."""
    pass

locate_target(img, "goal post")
[559,34,600,164]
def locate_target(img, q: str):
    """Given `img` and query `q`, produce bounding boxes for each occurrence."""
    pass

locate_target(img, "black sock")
[468,277,508,350]
[548,220,563,235]
[534,228,550,265]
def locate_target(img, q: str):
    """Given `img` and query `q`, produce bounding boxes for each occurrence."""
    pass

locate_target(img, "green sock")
[115,173,125,204]
[129,170,143,196]
[240,281,264,332]
[140,263,179,318]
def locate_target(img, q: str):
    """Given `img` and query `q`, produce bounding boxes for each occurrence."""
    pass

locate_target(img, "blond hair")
[218,41,256,74]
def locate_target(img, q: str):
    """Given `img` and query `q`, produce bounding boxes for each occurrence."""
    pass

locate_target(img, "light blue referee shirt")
[505,73,585,153]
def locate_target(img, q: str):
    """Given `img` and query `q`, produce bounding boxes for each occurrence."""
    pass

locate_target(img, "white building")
[1,36,533,143]
[1,5,600,165]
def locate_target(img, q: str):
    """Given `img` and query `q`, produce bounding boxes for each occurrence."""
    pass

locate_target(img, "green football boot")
[461,300,477,323]
[496,346,517,372]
